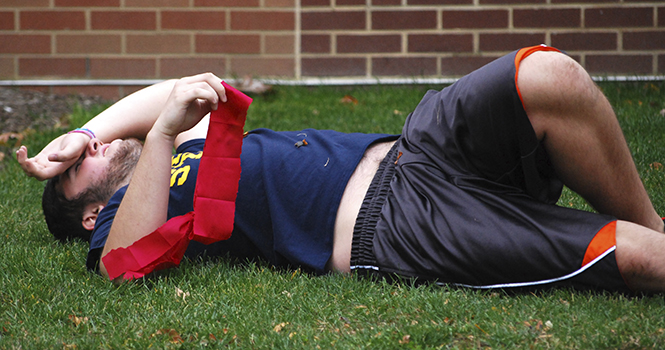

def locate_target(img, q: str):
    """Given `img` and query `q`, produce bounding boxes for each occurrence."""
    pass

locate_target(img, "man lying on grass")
[16,45,665,293]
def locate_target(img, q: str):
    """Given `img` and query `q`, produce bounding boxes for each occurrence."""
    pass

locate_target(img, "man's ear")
[81,203,105,231]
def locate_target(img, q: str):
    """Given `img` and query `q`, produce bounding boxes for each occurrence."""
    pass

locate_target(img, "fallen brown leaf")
[175,287,190,301]
[155,328,184,343]
[68,314,89,327]
[340,95,358,105]
[274,322,288,332]
[0,132,23,147]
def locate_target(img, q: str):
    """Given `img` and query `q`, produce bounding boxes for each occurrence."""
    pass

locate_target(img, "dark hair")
[42,175,112,242]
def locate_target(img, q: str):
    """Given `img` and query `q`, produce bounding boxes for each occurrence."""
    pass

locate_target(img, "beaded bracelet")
[67,128,96,139]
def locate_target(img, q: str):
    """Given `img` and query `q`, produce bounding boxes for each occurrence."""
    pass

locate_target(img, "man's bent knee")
[519,51,597,110]
[518,51,602,140]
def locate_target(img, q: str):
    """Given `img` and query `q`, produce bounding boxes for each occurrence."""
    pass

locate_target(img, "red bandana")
[102,82,252,280]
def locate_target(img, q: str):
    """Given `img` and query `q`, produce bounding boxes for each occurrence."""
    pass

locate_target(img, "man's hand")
[16,132,91,181]
[151,73,227,141]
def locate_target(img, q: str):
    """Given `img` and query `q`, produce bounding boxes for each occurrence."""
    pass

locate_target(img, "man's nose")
[87,138,103,156]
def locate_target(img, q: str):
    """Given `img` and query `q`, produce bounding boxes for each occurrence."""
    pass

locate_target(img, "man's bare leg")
[517,51,665,292]
[517,51,664,233]
[616,221,665,292]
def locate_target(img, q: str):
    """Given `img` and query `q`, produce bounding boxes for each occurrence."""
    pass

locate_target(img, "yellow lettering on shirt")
[170,151,202,187]
[172,151,202,169]
[171,166,190,187]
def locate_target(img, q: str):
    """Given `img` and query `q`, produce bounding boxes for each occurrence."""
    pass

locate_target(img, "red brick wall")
[1,1,663,97]
[0,0,296,96]
[301,1,665,78]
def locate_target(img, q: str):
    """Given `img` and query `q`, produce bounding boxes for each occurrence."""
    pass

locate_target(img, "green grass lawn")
[2,82,665,349]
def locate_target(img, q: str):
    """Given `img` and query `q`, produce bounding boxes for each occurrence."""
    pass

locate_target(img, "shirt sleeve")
[176,138,205,154]
[86,186,127,272]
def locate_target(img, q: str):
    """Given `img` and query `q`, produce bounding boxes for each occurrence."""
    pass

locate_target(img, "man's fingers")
[16,147,45,180]
[47,143,81,162]
[16,147,34,174]
[47,153,79,168]
[175,83,220,114]
[177,73,227,105]
[203,74,227,104]
[201,72,227,104]
[17,143,78,180]
[16,147,37,174]
[16,145,27,163]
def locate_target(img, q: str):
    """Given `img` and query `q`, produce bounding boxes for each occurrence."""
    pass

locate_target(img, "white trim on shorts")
[350,245,616,289]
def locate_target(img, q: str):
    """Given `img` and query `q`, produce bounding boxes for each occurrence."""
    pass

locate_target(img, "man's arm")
[98,73,226,280]
[17,79,180,180]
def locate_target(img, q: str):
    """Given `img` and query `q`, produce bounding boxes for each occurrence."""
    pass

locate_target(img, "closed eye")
[67,154,86,180]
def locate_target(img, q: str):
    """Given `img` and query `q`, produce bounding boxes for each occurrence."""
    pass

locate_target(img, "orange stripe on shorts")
[582,221,617,267]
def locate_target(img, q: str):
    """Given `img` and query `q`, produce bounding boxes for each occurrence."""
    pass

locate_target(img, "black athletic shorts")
[351,45,631,293]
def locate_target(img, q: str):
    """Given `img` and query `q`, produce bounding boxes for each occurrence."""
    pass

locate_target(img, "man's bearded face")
[72,138,143,205]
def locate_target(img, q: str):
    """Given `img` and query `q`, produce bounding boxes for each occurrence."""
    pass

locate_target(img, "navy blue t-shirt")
[87,129,397,274]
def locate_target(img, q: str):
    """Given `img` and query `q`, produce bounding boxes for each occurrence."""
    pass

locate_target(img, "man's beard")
[104,138,143,190]
[76,138,143,205]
